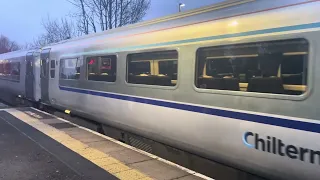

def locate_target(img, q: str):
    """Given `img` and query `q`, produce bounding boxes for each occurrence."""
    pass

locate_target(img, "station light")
[228,20,239,27]
[179,3,185,12]
[65,109,71,114]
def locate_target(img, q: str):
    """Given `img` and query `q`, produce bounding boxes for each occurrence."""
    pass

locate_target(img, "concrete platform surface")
[0,111,117,180]
[0,107,210,180]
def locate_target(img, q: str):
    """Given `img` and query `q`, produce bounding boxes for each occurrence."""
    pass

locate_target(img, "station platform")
[0,107,210,180]
[0,102,9,109]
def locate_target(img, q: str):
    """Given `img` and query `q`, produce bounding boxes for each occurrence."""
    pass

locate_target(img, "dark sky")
[0,0,224,44]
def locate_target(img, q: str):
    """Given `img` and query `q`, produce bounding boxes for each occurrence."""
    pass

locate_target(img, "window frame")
[59,57,81,80]
[85,54,118,83]
[125,48,180,90]
[193,37,313,101]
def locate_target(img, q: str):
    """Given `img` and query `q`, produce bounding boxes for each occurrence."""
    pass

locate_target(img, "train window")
[195,39,308,95]
[11,62,20,81]
[50,60,55,78]
[86,55,117,82]
[1,63,4,75]
[4,63,11,75]
[60,58,81,80]
[0,62,20,81]
[0,63,4,76]
[50,70,55,78]
[127,50,178,86]
[159,60,178,81]
[41,59,47,77]
[129,61,150,75]
[50,60,55,68]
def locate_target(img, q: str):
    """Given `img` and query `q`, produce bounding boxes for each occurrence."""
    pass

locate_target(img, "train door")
[25,52,34,100]
[33,51,41,102]
[40,48,51,104]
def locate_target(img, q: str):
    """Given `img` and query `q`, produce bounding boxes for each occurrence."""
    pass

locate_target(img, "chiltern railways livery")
[1,0,320,179]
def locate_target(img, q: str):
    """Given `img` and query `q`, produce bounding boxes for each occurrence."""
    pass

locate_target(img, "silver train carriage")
[1,0,320,179]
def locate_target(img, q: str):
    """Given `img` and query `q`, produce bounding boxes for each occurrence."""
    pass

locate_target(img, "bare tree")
[0,35,21,54]
[67,0,91,34]
[31,16,78,48]
[67,0,151,34]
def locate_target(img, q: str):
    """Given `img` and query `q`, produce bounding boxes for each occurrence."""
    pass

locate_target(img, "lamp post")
[179,3,185,12]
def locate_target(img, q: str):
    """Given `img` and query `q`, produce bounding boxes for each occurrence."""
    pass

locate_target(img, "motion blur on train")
[1,0,320,179]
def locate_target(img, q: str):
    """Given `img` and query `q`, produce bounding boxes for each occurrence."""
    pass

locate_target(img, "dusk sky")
[0,0,224,44]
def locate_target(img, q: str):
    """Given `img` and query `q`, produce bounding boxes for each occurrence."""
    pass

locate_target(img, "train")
[1,0,320,179]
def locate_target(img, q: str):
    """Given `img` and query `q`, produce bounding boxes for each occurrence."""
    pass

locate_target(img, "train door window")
[60,58,81,80]
[50,60,55,78]
[41,58,47,77]
[127,50,178,86]
[86,55,117,82]
[195,39,308,95]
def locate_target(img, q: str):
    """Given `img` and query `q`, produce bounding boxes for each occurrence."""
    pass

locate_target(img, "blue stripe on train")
[59,86,320,134]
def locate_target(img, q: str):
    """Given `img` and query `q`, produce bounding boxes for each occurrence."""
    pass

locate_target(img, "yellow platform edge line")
[8,110,153,180]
